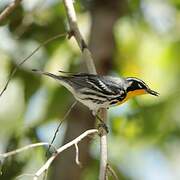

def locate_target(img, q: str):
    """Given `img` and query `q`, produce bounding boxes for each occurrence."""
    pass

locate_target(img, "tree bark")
[89,0,127,74]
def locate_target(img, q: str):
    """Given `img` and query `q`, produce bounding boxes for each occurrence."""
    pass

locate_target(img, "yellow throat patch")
[117,89,146,105]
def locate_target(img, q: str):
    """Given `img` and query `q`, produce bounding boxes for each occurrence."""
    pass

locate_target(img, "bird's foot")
[96,115,109,134]
[97,122,109,135]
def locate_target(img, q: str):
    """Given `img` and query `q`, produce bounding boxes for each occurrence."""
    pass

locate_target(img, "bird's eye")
[138,83,143,89]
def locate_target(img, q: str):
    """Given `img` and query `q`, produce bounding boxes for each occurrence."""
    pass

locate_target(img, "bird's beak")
[146,89,159,96]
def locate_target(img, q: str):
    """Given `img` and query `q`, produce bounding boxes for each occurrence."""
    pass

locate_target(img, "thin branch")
[106,164,119,180]
[0,0,22,22]
[99,108,108,180]
[105,172,109,180]
[62,1,108,180]
[33,129,98,180]
[0,33,67,98]
[100,135,108,178]
[42,169,48,180]
[15,173,35,179]
[46,101,77,155]
[0,142,54,159]
[75,143,81,167]
[63,0,96,74]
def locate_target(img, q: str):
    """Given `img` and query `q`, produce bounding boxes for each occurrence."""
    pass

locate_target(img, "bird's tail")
[32,69,75,94]
[32,69,63,81]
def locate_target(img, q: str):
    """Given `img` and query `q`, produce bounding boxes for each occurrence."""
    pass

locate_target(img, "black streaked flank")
[81,97,106,105]
[81,91,110,100]
[110,100,118,105]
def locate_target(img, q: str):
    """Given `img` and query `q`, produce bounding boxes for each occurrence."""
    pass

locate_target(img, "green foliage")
[1,134,26,180]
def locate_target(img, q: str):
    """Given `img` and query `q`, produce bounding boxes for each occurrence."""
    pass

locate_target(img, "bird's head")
[125,77,159,98]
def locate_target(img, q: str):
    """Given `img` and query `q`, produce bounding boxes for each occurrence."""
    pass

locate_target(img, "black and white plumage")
[32,69,159,115]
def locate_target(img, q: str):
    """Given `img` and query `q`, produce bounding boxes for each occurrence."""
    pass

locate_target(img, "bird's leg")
[96,114,109,134]
[92,110,109,133]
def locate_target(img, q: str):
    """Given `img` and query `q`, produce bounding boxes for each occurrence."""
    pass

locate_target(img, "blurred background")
[0,0,180,179]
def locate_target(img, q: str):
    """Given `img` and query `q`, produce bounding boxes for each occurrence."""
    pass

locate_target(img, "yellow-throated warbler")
[32,69,159,115]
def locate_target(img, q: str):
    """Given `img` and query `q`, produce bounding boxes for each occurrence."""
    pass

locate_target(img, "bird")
[32,69,159,117]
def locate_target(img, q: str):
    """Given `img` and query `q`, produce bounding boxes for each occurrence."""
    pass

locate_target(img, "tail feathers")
[58,70,73,74]
[58,70,89,77]
[32,69,74,93]
[32,69,62,81]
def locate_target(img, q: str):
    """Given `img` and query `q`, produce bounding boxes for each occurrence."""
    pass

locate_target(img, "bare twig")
[46,101,77,155]
[106,164,119,180]
[63,0,96,74]
[105,172,108,180]
[33,129,98,180]
[42,169,48,180]
[99,108,108,180]
[0,0,22,22]
[75,143,81,166]
[15,173,34,179]
[100,134,108,178]
[0,33,67,98]
[0,142,55,159]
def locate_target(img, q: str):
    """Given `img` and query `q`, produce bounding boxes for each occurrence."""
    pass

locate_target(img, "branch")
[0,33,66,98]
[0,0,22,22]
[106,164,119,180]
[0,142,54,159]
[46,101,77,155]
[63,0,96,74]
[74,143,81,166]
[33,129,98,180]
[62,1,108,179]
[99,108,108,180]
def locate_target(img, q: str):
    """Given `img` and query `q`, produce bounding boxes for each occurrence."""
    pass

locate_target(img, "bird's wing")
[32,69,127,102]
[65,74,126,97]
[33,70,125,97]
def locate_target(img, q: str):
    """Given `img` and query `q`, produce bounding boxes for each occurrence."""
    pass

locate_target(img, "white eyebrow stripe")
[127,77,148,87]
